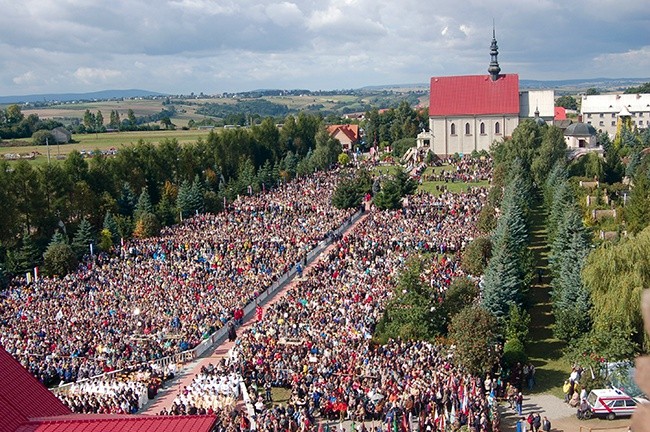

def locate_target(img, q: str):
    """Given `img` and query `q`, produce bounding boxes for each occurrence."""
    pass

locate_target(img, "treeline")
[0,114,342,281]
[69,107,178,134]
[196,100,290,119]
[363,101,428,147]
[0,104,64,140]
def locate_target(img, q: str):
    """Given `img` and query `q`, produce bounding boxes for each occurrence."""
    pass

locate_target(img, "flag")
[401,412,409,432]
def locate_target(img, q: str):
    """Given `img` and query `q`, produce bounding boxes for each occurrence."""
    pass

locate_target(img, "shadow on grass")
[526,203,569,398]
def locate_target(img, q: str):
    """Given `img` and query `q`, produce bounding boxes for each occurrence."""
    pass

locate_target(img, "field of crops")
[1,129,212,164]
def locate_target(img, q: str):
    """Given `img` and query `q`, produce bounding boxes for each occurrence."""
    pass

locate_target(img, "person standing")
[515,392,524,416]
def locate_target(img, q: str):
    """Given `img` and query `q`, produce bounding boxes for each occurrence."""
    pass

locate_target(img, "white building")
[417,30,555,156]
[581,93,650,137]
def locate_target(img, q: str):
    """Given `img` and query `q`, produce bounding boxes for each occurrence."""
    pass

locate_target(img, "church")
[416,29,555,156]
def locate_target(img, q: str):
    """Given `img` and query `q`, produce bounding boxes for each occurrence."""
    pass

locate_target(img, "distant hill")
[362,78,650,94]
[0,89,166,104]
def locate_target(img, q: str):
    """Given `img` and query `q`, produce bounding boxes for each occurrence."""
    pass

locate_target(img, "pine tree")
[177,179,192,218]
[134,189,154,220]
[71,218,94,258]
[551,207,592,341]
[15,232,41,274]
[117,182,136,216]
[188,175,205,214]
[103,211,119,242]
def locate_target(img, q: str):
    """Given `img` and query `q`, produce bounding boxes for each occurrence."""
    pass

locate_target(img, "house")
[416,28,555,156]
[0,346,217,432]
[327,124,359,152]
[581,93,650,137]
[50,127,71,144]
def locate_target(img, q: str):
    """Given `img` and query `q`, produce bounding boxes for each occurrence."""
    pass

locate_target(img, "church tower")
[488,25,501,81]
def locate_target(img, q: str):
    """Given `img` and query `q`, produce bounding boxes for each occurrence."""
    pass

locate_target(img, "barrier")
[51,209,362,397]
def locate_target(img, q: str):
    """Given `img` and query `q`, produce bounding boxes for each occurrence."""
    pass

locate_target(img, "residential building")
[581,93,650,137]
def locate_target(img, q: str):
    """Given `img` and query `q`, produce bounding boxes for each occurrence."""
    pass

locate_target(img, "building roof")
[16,415,217,432]
[0,347,217,432]
[327,124,359,142]
[554,106,567,120]
[429,74,520,116]
[565,122,597,137]
[0,347,72,427]
[580,93,650,114]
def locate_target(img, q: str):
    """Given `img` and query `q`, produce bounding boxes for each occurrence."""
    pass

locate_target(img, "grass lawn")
[418,179,489,195]
[1,129,212,164]
[526,203,569,398]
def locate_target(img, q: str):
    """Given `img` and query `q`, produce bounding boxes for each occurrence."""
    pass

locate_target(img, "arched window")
[480,122,486,135]
[495,122,501,134]
[465,123,471,135]
[450,123,456,135]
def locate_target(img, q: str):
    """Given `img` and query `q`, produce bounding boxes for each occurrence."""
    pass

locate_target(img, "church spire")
[488,21,501,81]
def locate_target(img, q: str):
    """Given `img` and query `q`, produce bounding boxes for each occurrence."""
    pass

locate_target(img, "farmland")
[0,129,212,164]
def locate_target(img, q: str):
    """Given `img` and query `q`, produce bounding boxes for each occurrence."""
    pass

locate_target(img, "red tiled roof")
[554,106,567,120]
[16,415,217,432]
[0,347,71,427]
[327,124,359,142]
[428,74,520,116]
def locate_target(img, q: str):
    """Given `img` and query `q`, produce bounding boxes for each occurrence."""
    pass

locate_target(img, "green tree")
[332,177,364,209]
[134,189,154,220]
[440,276,479,326]
[449,305,500,374]
[103,212,120,243]
[375,257,438,341]
[461,236,492,276]
[373,178,403,210]
[96,110,104,130]
[83,109,96,131]
[98,228,113,252]
[5,104,24,124]
[11,232,41,274]
[32,129,55,146]
[43,232,77,276]
[338,153,350,166]
[602,147,624,184]
[117,182,137,216]
[583,226,650,349]
[531,126,566,187]
[393,167,417,196]
[71,218,95,259]
[556,95,578,110]
[177,179,192,218]
[505,304,531,346]
[625,170,650,235]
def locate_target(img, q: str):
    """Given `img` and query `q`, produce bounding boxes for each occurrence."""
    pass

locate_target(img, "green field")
[1,129,212,164]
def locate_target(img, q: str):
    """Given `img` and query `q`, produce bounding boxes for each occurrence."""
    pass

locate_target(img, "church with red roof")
[416,28,555,156]
[0,346,217,432]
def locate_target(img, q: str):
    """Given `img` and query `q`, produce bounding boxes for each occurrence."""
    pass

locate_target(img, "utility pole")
[46,137,51,164]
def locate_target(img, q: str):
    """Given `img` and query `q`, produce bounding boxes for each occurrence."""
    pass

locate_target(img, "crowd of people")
[420,157,492,184]
[157,180,502,432]
[0,171,354,412]
[1,157,511,430]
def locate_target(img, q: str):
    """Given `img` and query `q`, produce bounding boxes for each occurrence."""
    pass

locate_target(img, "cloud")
[13,71,37,85]
[0,0,648,95]
[73,67,122,84]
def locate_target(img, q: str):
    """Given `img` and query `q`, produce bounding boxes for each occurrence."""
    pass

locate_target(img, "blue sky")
[0,0,649,96]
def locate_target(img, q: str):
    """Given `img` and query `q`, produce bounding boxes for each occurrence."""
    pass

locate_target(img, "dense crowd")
[160,183,499,432]
[421,157,492,184]
[0,171,354,402]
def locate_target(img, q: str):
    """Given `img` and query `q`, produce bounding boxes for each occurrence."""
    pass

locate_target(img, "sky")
[1,0,649,96]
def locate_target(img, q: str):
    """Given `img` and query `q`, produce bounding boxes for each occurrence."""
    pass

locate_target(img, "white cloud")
[73,67,122,84]
[13,71,37,85]
[265,2,303,27]
[441,26,448,36]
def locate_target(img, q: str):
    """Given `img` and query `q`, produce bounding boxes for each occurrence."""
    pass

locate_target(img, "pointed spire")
[488,20,501,81]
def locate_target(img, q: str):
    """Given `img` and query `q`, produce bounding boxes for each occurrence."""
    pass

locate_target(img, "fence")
[53,209,362,394]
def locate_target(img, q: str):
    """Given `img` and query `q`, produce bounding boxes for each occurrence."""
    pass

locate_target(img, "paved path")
[500,393,632,431]
[142,212,368,415]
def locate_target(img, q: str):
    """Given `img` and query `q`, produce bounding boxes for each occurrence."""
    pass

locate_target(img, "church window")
[465,123,471,135]
[495,122,501,134]
[480,122,486,135]
[450,123,456,135]
[611,121,616,126]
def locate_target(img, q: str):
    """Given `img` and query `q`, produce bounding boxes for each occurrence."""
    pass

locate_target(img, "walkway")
[142,211,369,414]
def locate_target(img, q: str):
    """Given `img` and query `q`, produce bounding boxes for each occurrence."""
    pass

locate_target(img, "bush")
[32,129,55,145]
[461,236,492,275]
[502,338,527,368]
